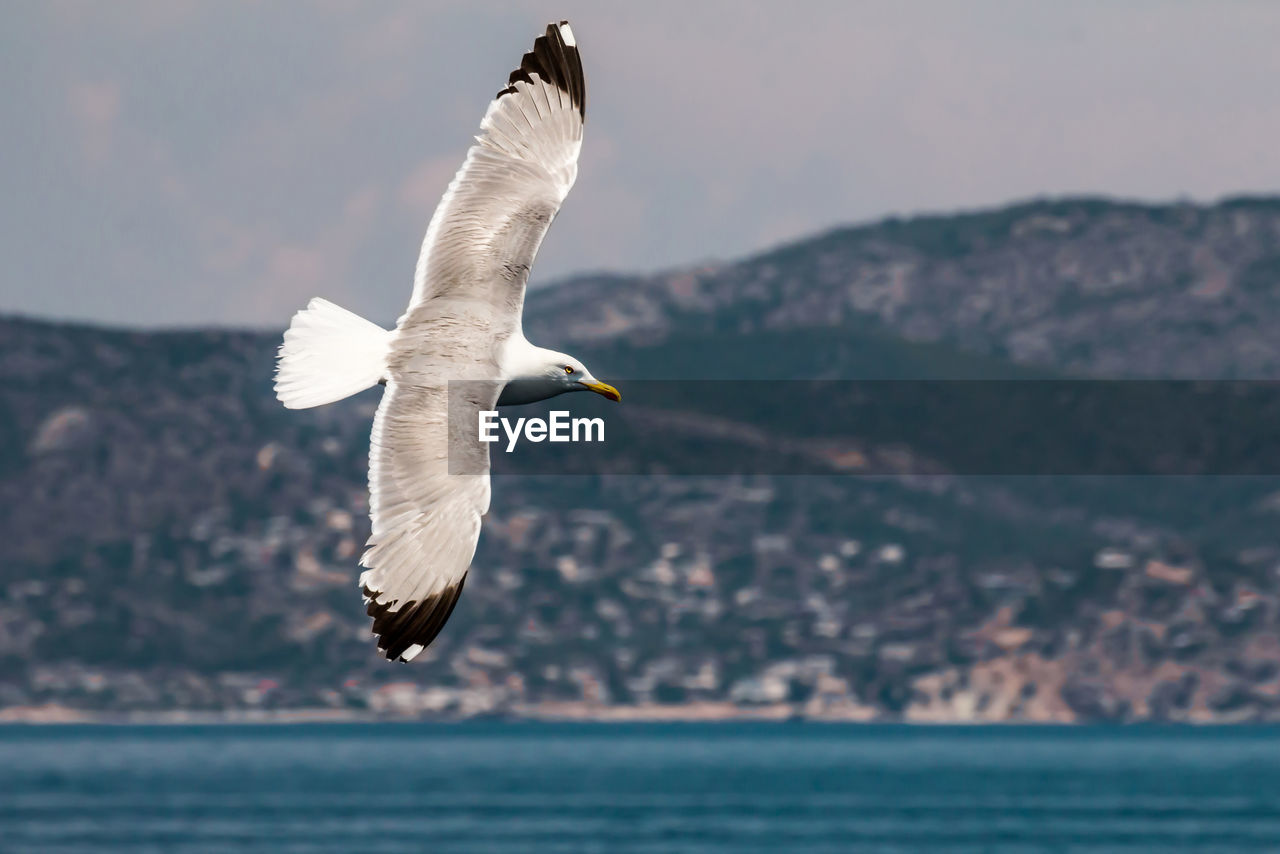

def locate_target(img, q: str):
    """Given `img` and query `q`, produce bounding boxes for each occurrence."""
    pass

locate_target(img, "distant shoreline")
[0,702,816,726]
[1,701,1259,725]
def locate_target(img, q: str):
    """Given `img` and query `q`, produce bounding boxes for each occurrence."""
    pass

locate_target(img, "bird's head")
[546,351,621,401]
[498,345,621,406]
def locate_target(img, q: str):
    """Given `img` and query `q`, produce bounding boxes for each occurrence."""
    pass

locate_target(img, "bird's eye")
[564,366,574,374]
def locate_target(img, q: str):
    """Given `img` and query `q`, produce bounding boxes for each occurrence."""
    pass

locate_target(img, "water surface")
[2,723,1278,852]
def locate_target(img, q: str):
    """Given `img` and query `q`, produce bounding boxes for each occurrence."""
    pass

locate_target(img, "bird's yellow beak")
[581,380,621,402]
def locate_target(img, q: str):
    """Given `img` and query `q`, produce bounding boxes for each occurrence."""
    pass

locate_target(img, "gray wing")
[397,20,584,358]
[359,379,493,663]
[358,22,585,662]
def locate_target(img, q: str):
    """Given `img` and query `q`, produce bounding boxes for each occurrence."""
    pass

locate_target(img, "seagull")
[274,21,619,662]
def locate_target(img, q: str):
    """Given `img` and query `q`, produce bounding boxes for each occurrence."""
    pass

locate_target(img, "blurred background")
[5,2,1280,851]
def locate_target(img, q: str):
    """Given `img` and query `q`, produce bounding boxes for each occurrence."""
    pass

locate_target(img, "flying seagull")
[274,21,618,662]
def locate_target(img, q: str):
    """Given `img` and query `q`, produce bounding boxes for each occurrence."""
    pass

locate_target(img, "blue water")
[3,724,1280,852]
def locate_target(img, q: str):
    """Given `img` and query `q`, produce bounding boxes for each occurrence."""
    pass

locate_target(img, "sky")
[5,0,1280,328]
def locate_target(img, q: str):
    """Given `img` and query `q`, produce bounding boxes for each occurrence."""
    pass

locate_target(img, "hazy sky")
[5,1,1280,328]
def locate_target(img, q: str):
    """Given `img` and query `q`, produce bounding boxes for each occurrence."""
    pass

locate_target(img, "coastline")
[0,700,1260,725]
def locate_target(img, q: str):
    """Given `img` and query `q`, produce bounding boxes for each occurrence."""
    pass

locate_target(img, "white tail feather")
[275,298,392,409]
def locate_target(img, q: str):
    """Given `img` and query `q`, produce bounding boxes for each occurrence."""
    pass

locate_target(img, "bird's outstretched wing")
[399,20,585,345]
[359,381,491,662]
[358,22,585,662]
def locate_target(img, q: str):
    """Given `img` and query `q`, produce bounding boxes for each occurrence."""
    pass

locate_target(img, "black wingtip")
[363,574,468,662]
[496,21,586,121]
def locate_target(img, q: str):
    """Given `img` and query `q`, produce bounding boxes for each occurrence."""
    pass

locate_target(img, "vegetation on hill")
[4,197,1280,722]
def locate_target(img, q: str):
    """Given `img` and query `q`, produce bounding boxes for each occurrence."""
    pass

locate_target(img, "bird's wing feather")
[358,22,585,662]
[359,379,492,662]
[399,20,584,340]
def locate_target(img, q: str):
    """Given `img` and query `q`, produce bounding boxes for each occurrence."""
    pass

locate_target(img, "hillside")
[534,196,1280,378]
[4,197,1280,723]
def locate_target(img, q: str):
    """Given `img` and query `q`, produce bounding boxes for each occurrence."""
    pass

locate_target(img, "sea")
[2,723,1279,852]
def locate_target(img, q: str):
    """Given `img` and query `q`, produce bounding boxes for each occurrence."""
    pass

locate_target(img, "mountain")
[536,196,1280,379]
[4,196,1280,723]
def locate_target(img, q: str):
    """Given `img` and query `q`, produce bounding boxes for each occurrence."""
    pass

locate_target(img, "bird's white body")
[275,301,606,410]
[274,22,617,662]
